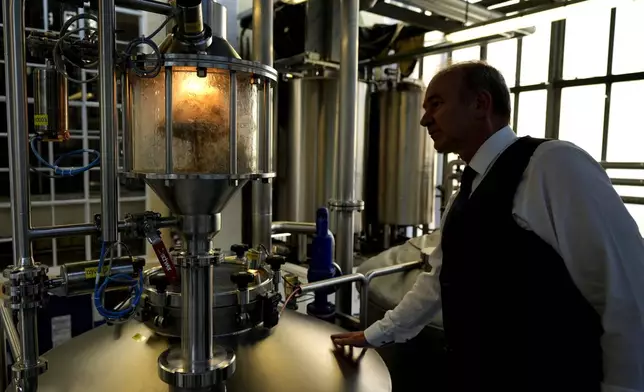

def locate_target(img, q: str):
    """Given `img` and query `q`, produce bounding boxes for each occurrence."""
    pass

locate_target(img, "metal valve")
[231,271,255,326]
[230,271,255,291]
[230,244,249,259]
[266,256,286,294]
[266,255,286,271]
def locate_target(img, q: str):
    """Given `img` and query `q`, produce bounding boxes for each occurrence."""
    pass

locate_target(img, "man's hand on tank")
[331,331,372,348]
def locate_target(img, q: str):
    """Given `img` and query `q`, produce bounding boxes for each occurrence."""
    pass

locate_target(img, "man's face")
[420,71,476,154]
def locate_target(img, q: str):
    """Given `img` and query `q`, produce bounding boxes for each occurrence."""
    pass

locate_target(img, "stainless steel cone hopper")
[121,1,277,388]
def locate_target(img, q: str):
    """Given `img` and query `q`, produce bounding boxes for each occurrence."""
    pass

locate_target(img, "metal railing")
[299,259,426,330]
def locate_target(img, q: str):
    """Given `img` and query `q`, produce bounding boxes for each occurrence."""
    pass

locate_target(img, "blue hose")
[30,136,100,177]
[93,242,144,320]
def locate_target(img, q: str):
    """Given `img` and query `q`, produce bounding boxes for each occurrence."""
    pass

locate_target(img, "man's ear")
[473,90,493,117]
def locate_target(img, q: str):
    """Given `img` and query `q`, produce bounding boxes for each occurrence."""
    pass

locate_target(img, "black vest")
[439,137,603,391]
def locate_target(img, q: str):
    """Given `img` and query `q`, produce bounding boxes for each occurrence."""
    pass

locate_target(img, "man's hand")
[331,331,373,348]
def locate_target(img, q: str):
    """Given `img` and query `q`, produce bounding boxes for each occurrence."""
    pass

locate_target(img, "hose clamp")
[2,265,49,310]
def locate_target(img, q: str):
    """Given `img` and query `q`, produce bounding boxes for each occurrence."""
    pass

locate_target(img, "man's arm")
[362,247,443,347]
[515,141,644,392]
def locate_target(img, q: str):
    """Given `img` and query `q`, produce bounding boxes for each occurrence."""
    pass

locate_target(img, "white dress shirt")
[364,126,644,392]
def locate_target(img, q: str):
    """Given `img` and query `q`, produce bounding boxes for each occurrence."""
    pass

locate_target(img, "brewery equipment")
[0,0,416,390]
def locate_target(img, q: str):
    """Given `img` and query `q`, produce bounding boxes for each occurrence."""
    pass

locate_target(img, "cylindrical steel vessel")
[50,257,145,297]
[277,78,369,234]
[373,80,434,226]
[33,65,69,141]
[9,312,392,392]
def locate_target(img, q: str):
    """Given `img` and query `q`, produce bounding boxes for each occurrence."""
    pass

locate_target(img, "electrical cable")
[93,241,144,321]
[123,11,177,78]
[29,135,100,177]
[53,13,100,84]
[280,286,301,316]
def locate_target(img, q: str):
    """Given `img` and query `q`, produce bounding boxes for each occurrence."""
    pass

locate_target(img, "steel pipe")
[114,0,173,14]
[333,0,361,317]
[270,221,335,257]
[299,273,366,295]
[251,0,274,252]
[360,260,424,329]
[3,1,41,389]
[121,72,133,172]
[0,304,21,361]
[181,262,214,369]
[99,0,119,242]
[230,72,238,175]
[165,67,173,173]
[4,0,32,268]
[29,217,177,239]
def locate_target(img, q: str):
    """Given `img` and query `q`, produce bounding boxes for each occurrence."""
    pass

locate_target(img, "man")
[331,61,644,392]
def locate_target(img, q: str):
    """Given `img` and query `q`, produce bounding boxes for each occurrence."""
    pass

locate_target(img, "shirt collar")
[468,125,517,175]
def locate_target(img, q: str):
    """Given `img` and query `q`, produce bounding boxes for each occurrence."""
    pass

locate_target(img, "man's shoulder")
[522,138,608,187]
[529,139,600,171]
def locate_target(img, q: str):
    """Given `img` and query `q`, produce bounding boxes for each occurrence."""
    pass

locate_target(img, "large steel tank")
[9,311,391,392]
[277,77,369,234]
[370,79,435,226]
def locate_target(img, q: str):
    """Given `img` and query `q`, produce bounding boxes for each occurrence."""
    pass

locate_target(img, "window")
[563,9,610,80]
[612,1,644,75]
[558,85,606,160]
[509,92,515,129]
[520,23,551,85]
[516,90,547,138]
[606,81,644,163]
[486,39,518,88]
[421,53,448,86]
[610,169,644,237]
[451,46,480,63]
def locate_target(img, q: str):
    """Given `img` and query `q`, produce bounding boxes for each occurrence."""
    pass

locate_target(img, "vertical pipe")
[3,1,41,390]
[287,79,302,222]
[3,0,32,267]
[251,0,274,250]
[99,0,119,242]
[121,72,133,172]
[181,263,214,370]
[165,67,173,173]
[230,72,238,174]
[334,0,360,316]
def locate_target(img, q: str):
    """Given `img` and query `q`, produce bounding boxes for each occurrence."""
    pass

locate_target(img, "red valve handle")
[151,240,178,283]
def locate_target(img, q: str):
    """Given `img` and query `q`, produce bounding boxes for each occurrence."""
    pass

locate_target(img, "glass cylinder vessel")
[127,56,277,177]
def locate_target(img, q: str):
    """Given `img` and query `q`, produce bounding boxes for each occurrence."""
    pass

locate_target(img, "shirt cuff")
[602,383,644,392]
[364,322,393,347]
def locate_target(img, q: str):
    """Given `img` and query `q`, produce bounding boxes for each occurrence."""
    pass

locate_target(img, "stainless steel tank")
[12,311,391,392]
[374,79,434,226]
[277,77,369,234]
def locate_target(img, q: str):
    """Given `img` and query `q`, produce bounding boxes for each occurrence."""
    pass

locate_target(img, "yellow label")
[34,114,48,127]
[84,266,110,279]
[247,251,260,261]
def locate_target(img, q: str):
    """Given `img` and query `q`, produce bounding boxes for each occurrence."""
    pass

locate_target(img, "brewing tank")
[277,77,369,234]
[371,79,434,226]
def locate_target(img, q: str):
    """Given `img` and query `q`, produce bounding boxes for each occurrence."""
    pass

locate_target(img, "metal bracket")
[328,199,365,212]
[12,358,48,382]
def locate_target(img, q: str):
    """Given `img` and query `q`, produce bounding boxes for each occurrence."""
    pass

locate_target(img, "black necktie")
[458,166,477,200]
